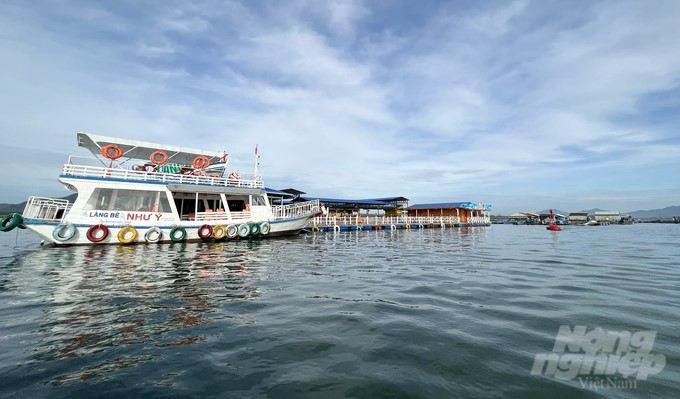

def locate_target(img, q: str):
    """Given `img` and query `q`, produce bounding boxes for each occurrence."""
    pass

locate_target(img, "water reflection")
[15,240,269,383]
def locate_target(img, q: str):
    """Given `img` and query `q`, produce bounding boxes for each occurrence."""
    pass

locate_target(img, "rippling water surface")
[1,225,679,398]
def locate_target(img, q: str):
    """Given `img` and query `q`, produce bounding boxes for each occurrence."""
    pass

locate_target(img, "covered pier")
[310,201,491,231]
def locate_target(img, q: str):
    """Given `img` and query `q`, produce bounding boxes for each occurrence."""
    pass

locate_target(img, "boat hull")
[23,215,314,246]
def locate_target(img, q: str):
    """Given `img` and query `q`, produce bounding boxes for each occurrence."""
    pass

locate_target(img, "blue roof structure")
[295,196,410,210]
[409,202,493,211]
[265,187,297,198]
[300,197,397,206]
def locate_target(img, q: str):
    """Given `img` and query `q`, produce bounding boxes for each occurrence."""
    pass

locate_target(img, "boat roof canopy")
[77,132,225,165]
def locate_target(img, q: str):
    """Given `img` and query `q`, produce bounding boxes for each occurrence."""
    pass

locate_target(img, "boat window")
[85,188,114,210]
[252,195,267,206]
[86,188,171,212]
[227,200,246,211]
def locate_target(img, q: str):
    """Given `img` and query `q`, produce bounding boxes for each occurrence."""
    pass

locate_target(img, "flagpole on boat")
[253,144,261,182]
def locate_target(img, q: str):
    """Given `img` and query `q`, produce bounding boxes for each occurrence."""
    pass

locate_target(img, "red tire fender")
[198,224,213,239]
[86,224,109,243]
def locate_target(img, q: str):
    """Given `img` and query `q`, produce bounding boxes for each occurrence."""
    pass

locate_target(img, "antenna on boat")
[253,144,261,181]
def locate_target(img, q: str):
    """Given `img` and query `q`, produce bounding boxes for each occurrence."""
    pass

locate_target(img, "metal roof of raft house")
[406,202,492,223]
[300,197,408,211]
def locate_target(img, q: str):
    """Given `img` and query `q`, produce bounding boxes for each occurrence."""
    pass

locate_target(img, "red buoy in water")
[547,209,561,231]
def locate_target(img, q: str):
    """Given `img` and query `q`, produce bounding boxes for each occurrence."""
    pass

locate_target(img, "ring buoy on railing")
[192,156,211,169]
[0,213,23,232]
[440,223,446,229]
[213,225,227,240]
[311,225,320,232]
[405,223,412,230]
[198,224,213,239]
[144,226,162,243]
[250,223,261,236]
[52,223,76,242]
[170,225,187,242]
[391,225,396,230]
[150,151,168,165]
[87,224,109,243]
[226,224,238,239]
[101,144,123,160]
[118,226,138,244]
[260,222,271,235]
[237,224,249,238]
[333,225,340,232]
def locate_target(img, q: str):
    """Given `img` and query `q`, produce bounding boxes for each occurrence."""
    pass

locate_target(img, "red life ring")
[192,156,211,169]
[101,145,123,159]
[86,224,109,243]
[198,224,213,239]
[150,151,168,165]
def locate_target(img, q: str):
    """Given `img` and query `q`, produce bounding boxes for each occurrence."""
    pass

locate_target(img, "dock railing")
[62,157,264,188]
[311,215,491,227]
[23,196,72,222]
[272,200,321,220]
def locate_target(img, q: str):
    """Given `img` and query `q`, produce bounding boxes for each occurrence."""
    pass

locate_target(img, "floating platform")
[308,216,491,232]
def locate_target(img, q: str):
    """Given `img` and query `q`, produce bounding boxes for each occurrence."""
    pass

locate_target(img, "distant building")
[593,211,620,222]
[539,212,566,224]
[507,212,539,224]
[569,212,589,225]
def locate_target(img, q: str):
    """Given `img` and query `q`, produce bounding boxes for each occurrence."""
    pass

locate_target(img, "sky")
[1,0,679,214]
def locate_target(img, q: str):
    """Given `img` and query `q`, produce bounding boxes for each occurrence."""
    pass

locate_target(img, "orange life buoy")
[192,156,211,169]
[150,150,168,165]
[101,145,123,159]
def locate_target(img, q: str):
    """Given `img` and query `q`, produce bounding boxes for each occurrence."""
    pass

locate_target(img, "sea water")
[0,224,679,398]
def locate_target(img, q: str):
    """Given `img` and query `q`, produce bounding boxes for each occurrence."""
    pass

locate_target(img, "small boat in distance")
[546,209,561,231]
[0,132,322,245]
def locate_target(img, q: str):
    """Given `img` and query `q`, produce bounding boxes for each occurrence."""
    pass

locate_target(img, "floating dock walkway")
[309,215,491,232]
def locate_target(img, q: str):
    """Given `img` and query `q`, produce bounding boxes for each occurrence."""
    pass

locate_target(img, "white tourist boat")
[0,133,321,245]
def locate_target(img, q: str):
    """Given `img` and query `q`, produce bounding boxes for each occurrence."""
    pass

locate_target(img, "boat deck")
[61,161,263,188]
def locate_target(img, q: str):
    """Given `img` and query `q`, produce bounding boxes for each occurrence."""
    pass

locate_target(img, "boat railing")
[311,215,486,226]
[193,211,251,222]
[272,200,321,220]
[23,196,72,222]
[62,157,264,188]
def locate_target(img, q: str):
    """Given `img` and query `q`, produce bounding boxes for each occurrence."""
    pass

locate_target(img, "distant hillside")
[0,202,26,214]
[628,206,680,219]
[0,194,77,215]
